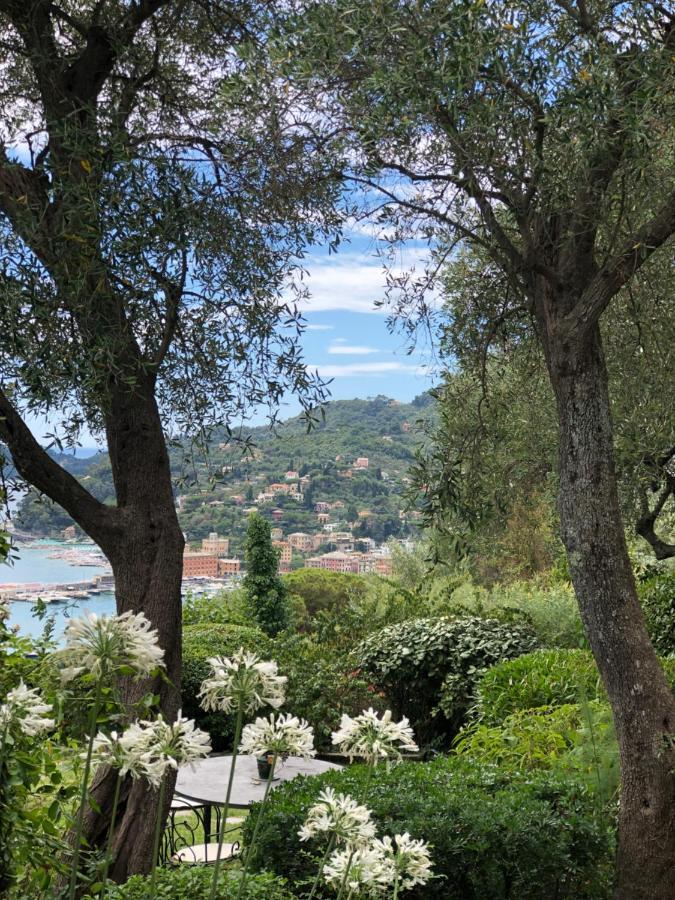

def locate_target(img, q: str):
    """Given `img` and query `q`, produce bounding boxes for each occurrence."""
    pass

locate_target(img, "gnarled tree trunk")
[545,319,675,899]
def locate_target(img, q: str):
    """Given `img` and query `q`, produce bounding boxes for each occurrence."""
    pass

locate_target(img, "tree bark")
[74,381,185,886]
[545,321,675,899]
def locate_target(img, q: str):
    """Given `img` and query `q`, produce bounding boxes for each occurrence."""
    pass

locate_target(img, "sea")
[1,540,116,640]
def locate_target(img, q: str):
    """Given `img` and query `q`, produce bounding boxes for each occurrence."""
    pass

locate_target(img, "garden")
[2,559,673,897]
[0,1,674,898]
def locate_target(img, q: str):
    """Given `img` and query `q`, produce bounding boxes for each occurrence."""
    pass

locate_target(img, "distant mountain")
[13,394,433,550]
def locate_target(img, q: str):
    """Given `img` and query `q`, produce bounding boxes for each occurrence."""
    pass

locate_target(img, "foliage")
[282,568,369,619]
[272,633,385,751]
[476,651,603,725]
[443,579,586,649]
[88,866,293,899]
[246,756,615,899]
[182,624,272,751]
[476,650,675,727]
[182,589,249,627]
[356,616,539,747]
[637,570,675,655]
[243,514,290,636]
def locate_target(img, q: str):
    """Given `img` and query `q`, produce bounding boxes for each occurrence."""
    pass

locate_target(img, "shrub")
[477,650,601,725]
[637,571,675,655]
[90,867,293,898]
[356,616,538,747]
[272,633,386,750]
[477,650,675,726]
[246,756,615,899]
[182,589,249,627]
[282,568,369,618]
[182,624,271,750]
[455,700,619,800]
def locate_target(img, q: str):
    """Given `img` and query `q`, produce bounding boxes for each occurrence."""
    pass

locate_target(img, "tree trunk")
[75,382,185,887]
[546,322,675,899]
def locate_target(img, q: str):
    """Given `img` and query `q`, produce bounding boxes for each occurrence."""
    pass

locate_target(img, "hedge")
[477,649,675,726]
[244,756,615,899]
[356,616,539,746]
[182,623,272,750]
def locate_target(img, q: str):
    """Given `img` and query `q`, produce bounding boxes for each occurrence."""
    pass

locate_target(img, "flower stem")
[307,834,336,900]
[236,754,277,900]
[68,680,102,900]
[393,872,400,900]
[210,705,244,900]
[150,778,166,897]
[335,848,355,900]
[99,771,122,898]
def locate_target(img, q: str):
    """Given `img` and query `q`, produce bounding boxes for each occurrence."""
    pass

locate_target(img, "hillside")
[14,395,432,552]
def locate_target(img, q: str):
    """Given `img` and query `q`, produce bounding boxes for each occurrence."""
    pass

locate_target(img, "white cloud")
[308,361,434,378]
[299,258,391,314]
[328,343,381,355]
[305,324,335,331]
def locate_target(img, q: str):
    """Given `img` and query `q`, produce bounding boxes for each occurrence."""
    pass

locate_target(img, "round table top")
[175,754,342,807]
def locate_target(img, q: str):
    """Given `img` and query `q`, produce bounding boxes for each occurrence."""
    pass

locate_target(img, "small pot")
[256,753,275,779]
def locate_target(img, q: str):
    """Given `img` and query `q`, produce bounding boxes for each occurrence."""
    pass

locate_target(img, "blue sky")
[276,230,440,419]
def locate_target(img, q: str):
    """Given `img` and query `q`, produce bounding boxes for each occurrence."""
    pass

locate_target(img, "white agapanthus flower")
[93,714,211,788]
[142,713,212,787]
[331,708,418,767]
[0,681,55,738]
[299,788,376,846]
[91,725,158,782]
[239,712,315,759]
[373,832,433,890]
[323,844,393,896]
[57,611,164,683]
[198,649,286,715]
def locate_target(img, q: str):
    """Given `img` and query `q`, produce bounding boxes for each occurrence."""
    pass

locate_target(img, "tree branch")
[0,386,120,545]
[563,187,675,335]
[636,476,675,560]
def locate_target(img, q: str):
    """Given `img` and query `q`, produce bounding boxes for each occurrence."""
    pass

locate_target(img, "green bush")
[282,567,369,618]
[638,570,675,655]
[246,756,615,899]
[90,867,293,898]
[273,633,386,750]
[356,616,538,747]
[455,700,619,800]
[477,650,601,725]
[182,589,249,627]
[182,624,272,750]
[477,649,675,726]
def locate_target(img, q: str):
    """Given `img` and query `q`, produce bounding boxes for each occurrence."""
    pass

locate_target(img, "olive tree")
[283,2,675,895]
[0,0,338,880]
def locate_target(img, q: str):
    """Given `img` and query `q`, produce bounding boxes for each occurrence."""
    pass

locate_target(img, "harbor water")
[1,540,116,639]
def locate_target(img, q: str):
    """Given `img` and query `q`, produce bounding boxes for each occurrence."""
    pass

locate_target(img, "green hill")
[14,395,432,551]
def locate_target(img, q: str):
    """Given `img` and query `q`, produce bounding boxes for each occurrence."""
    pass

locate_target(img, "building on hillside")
[354,457,369,469]
[288,532,315,552]
[329,500,345,510]
[305,551,362,574]
[201,533,230,556]
[217,558,241,576]
[62,525,77,541]
[314,501,330,513]
[317,512,330,524]
[271,508,284,522]
[271,527,283,540]
[183,553,219,578]
[273,540,292,570]
[285,471,299,480]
